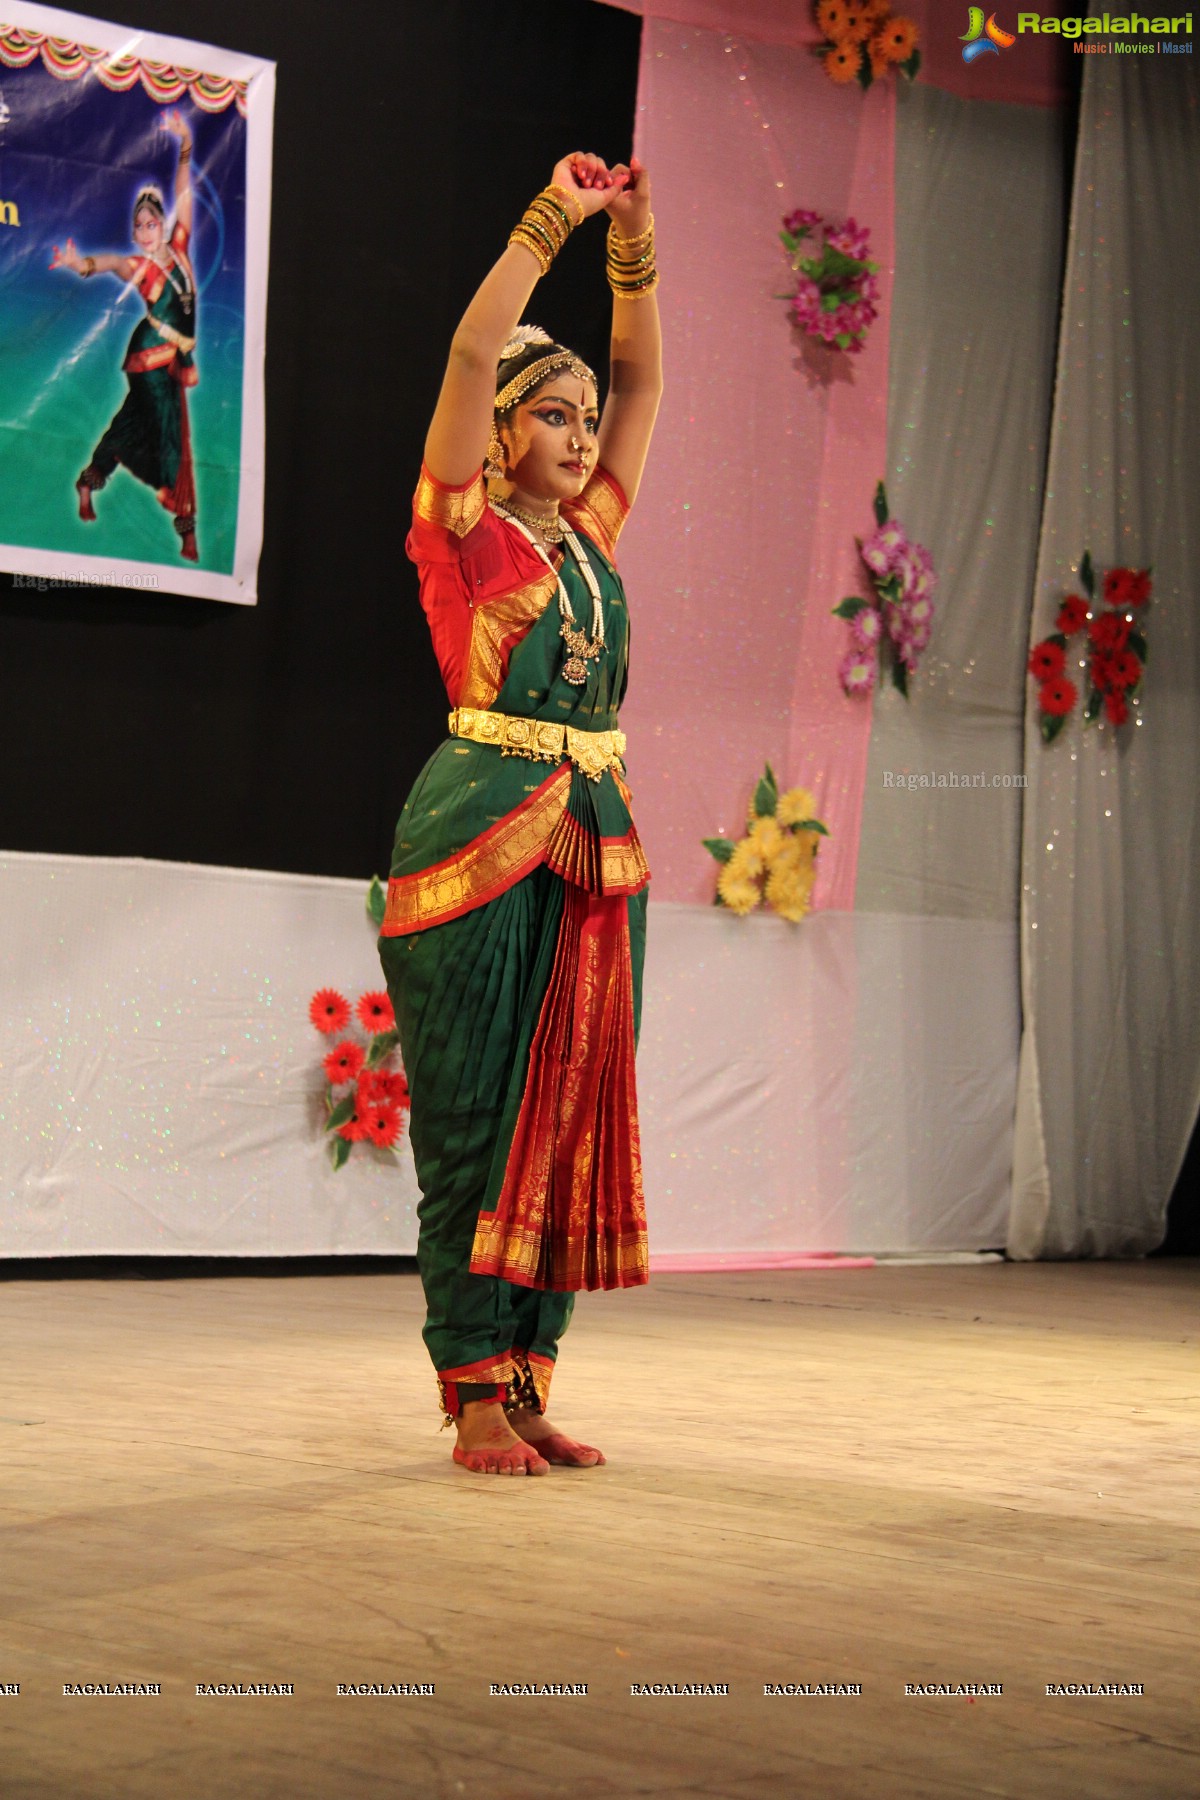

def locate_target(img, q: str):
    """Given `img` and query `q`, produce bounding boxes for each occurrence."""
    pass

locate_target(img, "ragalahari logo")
[961,7,1017,59]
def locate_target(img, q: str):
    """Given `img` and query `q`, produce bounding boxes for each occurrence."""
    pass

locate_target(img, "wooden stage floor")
[0,1261,1196,1798]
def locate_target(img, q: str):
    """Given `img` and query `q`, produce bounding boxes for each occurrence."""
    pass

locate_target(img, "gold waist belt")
[152,317,196,353]
[448,706,626,783]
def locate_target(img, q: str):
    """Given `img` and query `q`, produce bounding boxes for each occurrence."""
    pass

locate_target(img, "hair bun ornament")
[499,323,555,363]
[134,184,167,219]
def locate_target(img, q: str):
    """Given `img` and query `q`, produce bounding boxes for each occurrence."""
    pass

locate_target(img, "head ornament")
[133,184,166,224]
[493,323,596,415]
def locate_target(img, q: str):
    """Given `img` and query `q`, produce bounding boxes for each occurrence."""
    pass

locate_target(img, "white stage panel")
[0,854,1016,1257]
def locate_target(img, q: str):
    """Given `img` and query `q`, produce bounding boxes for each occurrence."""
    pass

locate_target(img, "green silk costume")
[379,460,650,1419]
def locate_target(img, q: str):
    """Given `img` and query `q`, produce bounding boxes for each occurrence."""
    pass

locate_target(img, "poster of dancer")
[0,4,273,603]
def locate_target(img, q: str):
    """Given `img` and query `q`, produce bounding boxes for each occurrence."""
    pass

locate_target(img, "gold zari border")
[382,766,571,934]
[414,466,487,538]
[459,570,558,710]
[563,470,628,564]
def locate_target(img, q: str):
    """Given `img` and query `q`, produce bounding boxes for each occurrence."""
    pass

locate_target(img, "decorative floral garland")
[812,0,921,88]
[703,766,829,922]
[780,209,880,355]
[307,879,411,1169]
[0,25,249,114]
[1029,554,1152,743]
[833,482,938,698]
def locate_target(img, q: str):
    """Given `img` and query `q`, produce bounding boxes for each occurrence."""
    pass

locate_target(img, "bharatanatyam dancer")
[378,151,662,1475]
[51,109,200,562]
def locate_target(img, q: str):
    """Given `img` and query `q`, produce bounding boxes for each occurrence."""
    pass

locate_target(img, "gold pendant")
[562,656,588,685]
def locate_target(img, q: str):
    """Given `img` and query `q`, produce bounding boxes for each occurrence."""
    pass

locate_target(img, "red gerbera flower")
[309,988,351,1035]
[1039,676,1077,718]
[1103,567,1133,606]
[338,1108,367,1143]
[359,1067,409,1107]
[356,990,395,1035]
[1103,567,1151,609]
[364,1103,403,1149]
[1088,613,1131,654]
[1028,639,1065,682]
[1109,649,1142,691]
[323,1039,365,1086]
[1090,652,1117,692]
[1104,689,1129,727]
[1056,595,1089,635]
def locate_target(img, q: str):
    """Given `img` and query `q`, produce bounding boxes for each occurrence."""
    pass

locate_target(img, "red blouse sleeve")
[405,461,551,706]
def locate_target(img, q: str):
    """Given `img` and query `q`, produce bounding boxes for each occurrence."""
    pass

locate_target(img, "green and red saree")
[80,221,199,551]
[378,461,651,1420]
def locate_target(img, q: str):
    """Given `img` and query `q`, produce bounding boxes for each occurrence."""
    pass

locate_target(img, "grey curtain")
[855,82,1067,922]
[1009,47,1200,1257]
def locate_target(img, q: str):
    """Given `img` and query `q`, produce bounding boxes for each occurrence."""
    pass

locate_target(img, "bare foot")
[509,1410,606,1467]
[452,1400,549,1476]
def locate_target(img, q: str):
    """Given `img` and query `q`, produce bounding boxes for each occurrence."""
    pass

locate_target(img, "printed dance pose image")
[378,150,663,1475]
[51,109,200,562]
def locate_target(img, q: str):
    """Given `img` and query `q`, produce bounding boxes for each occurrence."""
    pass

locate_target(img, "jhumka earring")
[484,422,506,480]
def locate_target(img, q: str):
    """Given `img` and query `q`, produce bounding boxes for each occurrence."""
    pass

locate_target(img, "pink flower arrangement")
[833,482,939,696]
[780,209,880,355]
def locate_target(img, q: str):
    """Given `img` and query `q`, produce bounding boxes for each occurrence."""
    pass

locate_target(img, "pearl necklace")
[494,506,606,685]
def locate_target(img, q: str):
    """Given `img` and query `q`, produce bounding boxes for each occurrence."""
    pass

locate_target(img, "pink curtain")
[598,0,1073,106]
[616,16,894,906]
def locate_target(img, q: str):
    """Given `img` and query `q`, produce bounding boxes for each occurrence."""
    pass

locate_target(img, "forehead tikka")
[494,350,597,416]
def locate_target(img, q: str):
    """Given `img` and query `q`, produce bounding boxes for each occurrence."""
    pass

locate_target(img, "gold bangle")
[608,213,654,249]
[81,254,96,278]
[547,182,586,229]
[608,263,658,299]
[526,201,570,251]
[509,228,552,275]
[509,186,581,277]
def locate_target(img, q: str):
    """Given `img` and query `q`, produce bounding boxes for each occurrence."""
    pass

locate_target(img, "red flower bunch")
[308,980,409,1170]
[1030,554,1151,744]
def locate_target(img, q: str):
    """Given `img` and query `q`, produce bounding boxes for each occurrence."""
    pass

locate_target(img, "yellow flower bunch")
[704,766,829,924]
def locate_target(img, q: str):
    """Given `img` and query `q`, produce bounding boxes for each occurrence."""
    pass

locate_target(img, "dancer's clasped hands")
[551,150,635,218]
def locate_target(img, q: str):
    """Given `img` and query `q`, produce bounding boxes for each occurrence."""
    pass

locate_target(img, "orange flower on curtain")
[812,0,921,89]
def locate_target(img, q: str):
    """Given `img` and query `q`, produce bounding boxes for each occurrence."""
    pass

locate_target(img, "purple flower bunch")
[834,483,938,698]
[781,209,881,355]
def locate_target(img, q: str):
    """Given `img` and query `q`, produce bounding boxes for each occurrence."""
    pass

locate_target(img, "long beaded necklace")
[491,501,605,685]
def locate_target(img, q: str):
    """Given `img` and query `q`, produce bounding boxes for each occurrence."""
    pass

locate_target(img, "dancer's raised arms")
[422,153,626,490]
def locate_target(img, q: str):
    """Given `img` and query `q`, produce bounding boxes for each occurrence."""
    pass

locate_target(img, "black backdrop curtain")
[0,0,641,879]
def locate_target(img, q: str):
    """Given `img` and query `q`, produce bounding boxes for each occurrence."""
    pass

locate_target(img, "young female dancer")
[379,151,662,1475]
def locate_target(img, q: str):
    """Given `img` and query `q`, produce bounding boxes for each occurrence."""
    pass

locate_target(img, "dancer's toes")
[452,1441,549,1477]
[538,1432,606,1468]
[508,1413,606,1467]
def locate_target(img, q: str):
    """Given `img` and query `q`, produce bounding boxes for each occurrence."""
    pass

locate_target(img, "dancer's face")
[133,207,165,254]
[499,375,600,503]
